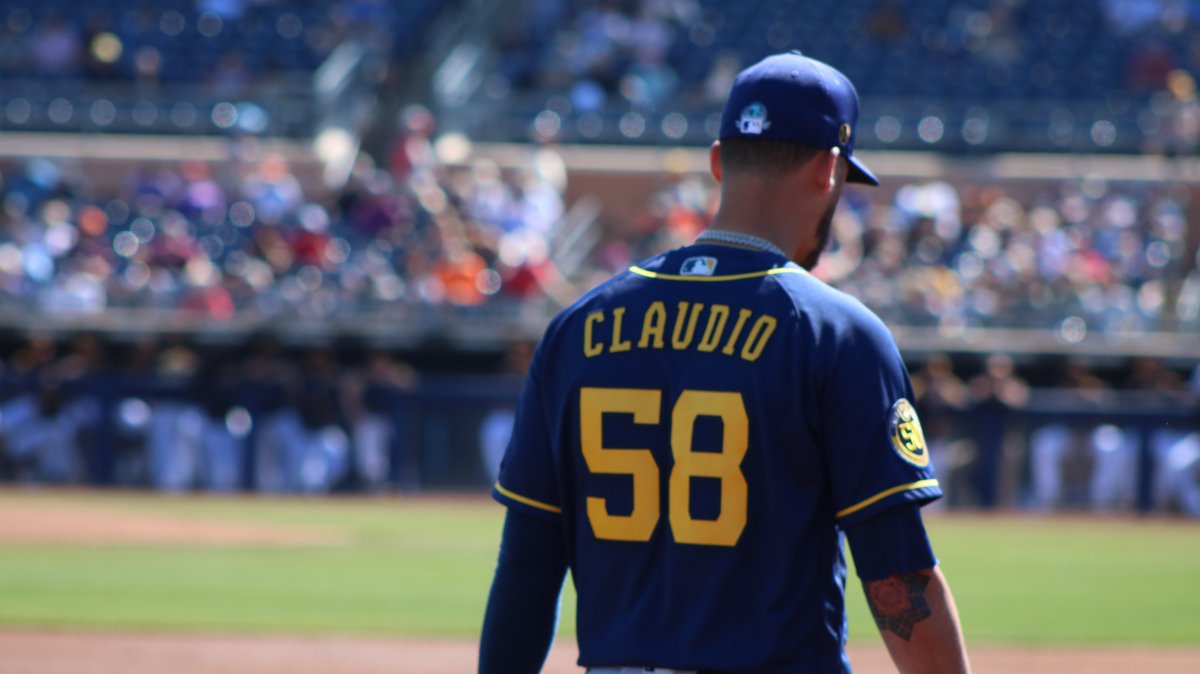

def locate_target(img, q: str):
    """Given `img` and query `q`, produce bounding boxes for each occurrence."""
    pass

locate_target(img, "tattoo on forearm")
[864,572,933,641]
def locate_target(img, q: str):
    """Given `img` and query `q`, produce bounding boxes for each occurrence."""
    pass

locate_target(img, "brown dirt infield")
[0,491,343,546]
[0,506,343,547]
[2,630,1199,673]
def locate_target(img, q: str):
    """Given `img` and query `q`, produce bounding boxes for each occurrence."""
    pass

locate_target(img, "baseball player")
[480,52,971,673]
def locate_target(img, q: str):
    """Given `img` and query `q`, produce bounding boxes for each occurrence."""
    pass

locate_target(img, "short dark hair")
[719,137,823,178]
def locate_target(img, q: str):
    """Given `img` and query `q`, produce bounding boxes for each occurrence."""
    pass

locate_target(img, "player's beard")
[799,197,837,270]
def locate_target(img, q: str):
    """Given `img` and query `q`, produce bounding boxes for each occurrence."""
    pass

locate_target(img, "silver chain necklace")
[695,229,788,258]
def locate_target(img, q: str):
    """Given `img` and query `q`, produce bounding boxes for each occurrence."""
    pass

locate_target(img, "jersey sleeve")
[818,310,941,528]
[492,348,563,523]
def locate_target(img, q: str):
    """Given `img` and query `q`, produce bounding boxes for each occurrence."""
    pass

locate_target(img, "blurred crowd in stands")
[0,0,420,88]
[3,1,1198,151]
[0,125,564,321]
[821,178,1200,335]
[489,0,1200,147]
[585,171,1200,335]
[6,0,1200,104]
[3,142,1198,334]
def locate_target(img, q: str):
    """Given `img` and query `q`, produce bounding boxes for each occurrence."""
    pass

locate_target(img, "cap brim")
[847,155,879,186]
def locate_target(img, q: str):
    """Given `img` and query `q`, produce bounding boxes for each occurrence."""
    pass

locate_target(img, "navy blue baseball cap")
[719,51,879,186]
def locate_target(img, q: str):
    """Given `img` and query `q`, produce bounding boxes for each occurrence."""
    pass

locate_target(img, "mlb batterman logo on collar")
[679,256,717,276]
[719,51,879,186]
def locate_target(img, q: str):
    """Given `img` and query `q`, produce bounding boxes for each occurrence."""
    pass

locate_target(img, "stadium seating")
[478,0,1200,152]
[0,0,447,135]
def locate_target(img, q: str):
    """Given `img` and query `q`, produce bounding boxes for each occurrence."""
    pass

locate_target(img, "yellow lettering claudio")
[739,315,778,362]
[583,311,605,358]
[638,301,667,349]
[671,302,705,350]
[721,308,754,355]
[697,305,730,352]
[609,307,632,353]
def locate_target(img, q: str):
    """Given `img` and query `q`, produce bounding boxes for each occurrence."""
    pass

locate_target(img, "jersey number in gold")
[580,387,748,547]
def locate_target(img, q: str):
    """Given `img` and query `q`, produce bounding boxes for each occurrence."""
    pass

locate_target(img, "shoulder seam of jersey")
[835,479,940,519]
[495,482,563,514]
[628,265,809,282]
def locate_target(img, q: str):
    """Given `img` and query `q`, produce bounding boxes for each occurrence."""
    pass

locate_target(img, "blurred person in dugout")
[0,369,98,484]
[1029,359,1137,511]
[194,348,251,492]
[257,349,350,494]
[340,350,419,492]
[0,338,100,484]
[479,340,535,484]
[145,340,206,492]
[1146,360,1200,516]
[968,354,1028,508]
[912,353,972,508]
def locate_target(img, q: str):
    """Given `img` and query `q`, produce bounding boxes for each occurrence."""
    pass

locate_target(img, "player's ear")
[709,140,723,183]
[814,147,840,192]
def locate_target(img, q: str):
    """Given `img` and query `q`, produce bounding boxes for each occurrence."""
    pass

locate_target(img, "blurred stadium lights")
[433,42,486,110]
[443,95,1161,155]
[312,40,377,188]
[0,87,313,137]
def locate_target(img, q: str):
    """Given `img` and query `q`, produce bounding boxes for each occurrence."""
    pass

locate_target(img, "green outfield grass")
[0,490,1197,645]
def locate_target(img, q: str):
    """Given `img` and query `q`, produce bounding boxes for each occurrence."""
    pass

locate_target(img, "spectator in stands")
[434,239,490,307]
[1179,249,1200,329]
[1101,0,1162,36]
[29,12,82,78]
[701,51,741,105]
[1160,69,1200,158]
[242,154,305,226]
[0,24,25,77]
[389,105,437,184]
[200,0,248,22]
[208,51,253,98]
[1127,40,1176,93]
[865,0,909,46]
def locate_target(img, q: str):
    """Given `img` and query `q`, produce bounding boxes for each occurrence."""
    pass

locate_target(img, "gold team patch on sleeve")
[889,398,929,467]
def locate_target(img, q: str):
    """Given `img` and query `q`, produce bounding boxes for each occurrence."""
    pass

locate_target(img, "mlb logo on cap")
[737,103,770,135]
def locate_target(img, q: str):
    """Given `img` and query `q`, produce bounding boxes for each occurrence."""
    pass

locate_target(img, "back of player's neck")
[707,212,792,257]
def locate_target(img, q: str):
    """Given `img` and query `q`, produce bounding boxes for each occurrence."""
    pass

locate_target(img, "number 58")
[580,387,749,547]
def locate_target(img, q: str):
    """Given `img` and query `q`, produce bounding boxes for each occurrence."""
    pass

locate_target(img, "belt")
[587,669,698,674]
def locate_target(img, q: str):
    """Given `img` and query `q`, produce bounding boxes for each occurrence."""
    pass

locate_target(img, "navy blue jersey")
[493,243,941,673]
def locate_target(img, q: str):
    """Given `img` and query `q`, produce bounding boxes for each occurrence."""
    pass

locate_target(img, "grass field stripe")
[494,483,563,514]
[629,266,809,282]
[835,479,941,519]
